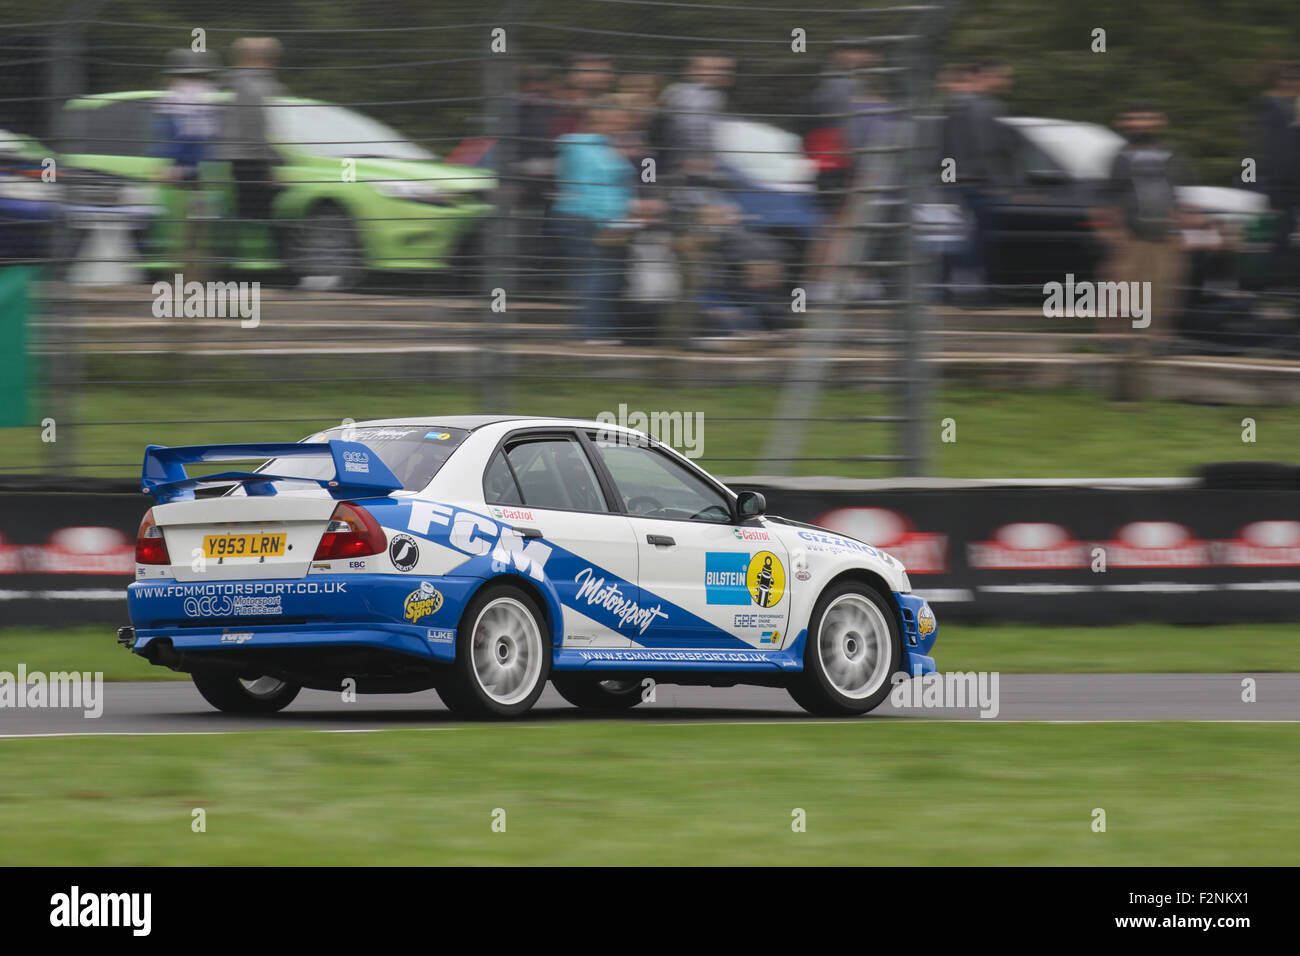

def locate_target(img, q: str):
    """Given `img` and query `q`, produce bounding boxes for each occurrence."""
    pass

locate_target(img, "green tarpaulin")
[0,266,39,427]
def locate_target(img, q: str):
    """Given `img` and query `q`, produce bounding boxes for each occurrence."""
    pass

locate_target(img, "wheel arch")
[460,571,564,648]
[821,567,894,606]
[816,568,900,622]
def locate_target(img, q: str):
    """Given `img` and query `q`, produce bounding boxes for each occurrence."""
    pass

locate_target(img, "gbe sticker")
[389,533,420,572]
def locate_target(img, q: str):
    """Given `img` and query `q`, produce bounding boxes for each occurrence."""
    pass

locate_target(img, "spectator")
[689,201,788,346]
[219,37,285,261]
[151,48,221,279]
[804,43,876,217]
[513,63,561,173]
[1246,62,1300,288]
[622,197,680,344]
[803,41,892,297]
[551,55,615,139]
[1098,103,1188,399]
[152,49,221,185]
[570,54,616,96]
[940,59,1014,302]
[552,98,639,344]
[659,52,734,178]
[507,63,561,288]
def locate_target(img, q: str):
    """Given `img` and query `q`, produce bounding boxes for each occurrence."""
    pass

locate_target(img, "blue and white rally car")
[122,416,937,717]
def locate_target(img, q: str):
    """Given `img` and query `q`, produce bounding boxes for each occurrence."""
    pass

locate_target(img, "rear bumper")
[126,573,474,665]
[130,621,456,663]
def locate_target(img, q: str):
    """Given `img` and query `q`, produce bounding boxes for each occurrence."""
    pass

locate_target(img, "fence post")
[43,3,99,471]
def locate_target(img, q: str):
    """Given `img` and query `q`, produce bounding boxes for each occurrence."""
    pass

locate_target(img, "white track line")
[2,719,1298,739]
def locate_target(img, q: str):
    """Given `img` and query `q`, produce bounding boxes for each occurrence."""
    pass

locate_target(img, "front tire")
[438,584,551,718]
[787,581,902,716]
[551,675,644,712]
[191,674,301,714]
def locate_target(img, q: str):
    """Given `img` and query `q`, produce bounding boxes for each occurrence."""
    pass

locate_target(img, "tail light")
[314,502,387,560]
[134,508,170,565]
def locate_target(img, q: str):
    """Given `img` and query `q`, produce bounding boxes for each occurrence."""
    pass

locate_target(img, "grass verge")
[1,722,1295,865]
[3,383,1299,478]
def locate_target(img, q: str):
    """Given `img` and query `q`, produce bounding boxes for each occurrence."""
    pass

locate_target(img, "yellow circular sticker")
[404,582,444,622]
[747,551,785,607]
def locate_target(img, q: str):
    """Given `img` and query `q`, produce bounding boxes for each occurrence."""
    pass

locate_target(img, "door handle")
[514,526,544,539]
[646,534,675,547]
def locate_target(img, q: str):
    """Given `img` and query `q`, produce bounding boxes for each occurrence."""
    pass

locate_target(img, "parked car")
[56,91,494,288]
[919,117,1269,293]
[0,128,56,262]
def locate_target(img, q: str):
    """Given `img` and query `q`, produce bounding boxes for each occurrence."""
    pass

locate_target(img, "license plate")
[202,533,286,558]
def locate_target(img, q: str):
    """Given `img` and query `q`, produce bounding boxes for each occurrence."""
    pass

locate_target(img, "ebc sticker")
[389,533,420,572]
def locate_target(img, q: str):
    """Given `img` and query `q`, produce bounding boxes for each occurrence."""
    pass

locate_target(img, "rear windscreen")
[231,425,469,496]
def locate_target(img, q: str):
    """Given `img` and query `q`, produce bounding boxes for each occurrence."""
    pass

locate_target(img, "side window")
[65,100,156,156]
[593,440,732,523]
[483,450,523,506]
[503,437,609,513]
[1007,127,1064,184]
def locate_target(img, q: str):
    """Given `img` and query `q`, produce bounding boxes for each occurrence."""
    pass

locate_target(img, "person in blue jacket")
[151,49,221,279]
[551,99,638,343]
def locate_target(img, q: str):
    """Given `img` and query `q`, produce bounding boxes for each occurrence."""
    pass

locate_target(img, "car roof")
[65,90,327,109]
[344,414,626,433]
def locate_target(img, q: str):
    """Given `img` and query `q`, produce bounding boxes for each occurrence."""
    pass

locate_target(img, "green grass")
[2,381,1297,478]
[937,622,1300,674]
[6,621,1298,683]
[1,722,1296,865]
[0,628,176,682]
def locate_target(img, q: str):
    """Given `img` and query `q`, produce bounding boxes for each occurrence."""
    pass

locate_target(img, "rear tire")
[290,203,364,290]
[437,583,551,718]
[551,675,644,711]
[787,581,902,716]
[191,674,301,714]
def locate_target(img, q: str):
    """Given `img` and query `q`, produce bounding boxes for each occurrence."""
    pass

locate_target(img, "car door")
[481,430,642,649]
[586,433,790,650]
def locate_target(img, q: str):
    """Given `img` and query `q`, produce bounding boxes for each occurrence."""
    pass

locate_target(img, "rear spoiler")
[141,441,403,504]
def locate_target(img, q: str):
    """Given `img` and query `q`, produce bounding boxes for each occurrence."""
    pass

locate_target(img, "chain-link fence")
[0,0,960,481]
[4,0,1297,484]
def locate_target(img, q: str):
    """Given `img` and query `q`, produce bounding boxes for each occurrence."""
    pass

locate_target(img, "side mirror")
[735,490,766,520]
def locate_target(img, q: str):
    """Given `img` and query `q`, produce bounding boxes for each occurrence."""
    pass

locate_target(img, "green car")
[59,90,494,288]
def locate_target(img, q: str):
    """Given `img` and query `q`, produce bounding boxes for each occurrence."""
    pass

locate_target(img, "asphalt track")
[1,674,1297,736]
